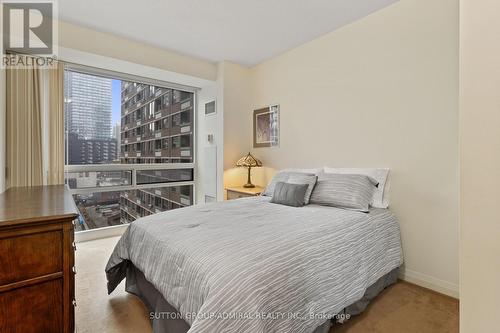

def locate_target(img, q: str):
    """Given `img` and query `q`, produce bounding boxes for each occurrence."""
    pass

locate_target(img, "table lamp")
[236,152,262,188]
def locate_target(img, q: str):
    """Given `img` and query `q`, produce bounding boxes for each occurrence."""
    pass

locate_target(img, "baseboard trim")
[399,269,459,299]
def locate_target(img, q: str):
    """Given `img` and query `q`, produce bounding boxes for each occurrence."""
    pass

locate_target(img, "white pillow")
[322,167,390,208]
[263,171,316,197]
[280,168,322,175]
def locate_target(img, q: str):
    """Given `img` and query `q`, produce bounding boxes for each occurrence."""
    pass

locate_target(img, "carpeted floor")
[76,237,458,333]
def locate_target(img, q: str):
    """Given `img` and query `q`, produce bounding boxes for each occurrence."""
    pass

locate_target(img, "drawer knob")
[72,266,77,274]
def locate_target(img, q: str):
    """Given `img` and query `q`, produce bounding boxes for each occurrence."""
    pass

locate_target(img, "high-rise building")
[119,81,194,223]
[113,123,121,161]
[64,70,113,140]
[65,70,115,165]
[67,133,117,165]
[120,82,194,164]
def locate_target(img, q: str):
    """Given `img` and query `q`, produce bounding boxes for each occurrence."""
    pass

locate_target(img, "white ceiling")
[59,0,398,67]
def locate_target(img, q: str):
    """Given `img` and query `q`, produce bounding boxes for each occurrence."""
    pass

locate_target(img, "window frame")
[63,62,197,235]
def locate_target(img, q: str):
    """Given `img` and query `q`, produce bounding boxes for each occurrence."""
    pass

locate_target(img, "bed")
[106,195,403,333]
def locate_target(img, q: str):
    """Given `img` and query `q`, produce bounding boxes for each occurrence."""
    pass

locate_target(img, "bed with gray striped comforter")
[106,196,403,333]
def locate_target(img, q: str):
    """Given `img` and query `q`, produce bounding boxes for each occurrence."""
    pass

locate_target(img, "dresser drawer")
[0,230,63,285]
[0,278,63,332]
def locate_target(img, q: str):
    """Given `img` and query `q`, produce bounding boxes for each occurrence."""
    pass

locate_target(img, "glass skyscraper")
[64,70,117,165]
[64,71,113,140]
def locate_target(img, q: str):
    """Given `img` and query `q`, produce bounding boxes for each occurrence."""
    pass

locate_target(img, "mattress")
[107,196,403,333]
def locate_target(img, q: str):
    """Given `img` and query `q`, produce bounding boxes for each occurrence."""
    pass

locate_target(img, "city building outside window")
[64,69,195,232]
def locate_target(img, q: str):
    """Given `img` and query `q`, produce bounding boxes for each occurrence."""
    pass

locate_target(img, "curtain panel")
[6,56,43,187]
[6,56,65,188]
[47,62,65,185]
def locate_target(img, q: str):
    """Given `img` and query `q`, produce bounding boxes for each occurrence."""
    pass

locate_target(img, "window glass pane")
[72,191,123,231]
[64,71,195,165]
[66,171,132,189]
[121,185,194,223]
[65,68,196,232]
[72,185,194,231]
[136,169,193,185]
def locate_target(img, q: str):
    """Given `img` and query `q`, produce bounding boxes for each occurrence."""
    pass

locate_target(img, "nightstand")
[226,186,264,200]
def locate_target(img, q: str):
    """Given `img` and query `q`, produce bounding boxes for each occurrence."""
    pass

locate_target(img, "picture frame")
[253,104,279,148]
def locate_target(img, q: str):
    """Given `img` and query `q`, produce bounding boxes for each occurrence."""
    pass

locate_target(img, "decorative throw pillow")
[309,174,378,212]
[270,182,309,207]
[286,174,317,204]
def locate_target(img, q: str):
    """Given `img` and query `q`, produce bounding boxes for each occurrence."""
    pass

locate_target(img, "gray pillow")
[287,174,317,204]
[270,182,309,207]
[263,171,315,196]
[309,174,377,212]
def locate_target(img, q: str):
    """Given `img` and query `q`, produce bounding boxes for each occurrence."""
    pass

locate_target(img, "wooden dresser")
[0,185,79,333]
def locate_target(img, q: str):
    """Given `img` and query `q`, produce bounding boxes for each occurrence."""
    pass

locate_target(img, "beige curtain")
[6,56,44,188]
[47,61,65,185]
[6,56,65,188]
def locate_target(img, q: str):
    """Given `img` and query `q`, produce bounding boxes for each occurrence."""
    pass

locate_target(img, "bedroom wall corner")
[460,0,500,331]
[217,61,254,195]
[242,0,459,296]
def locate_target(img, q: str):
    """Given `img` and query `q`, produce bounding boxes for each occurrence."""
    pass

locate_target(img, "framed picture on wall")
[253,105,280,148]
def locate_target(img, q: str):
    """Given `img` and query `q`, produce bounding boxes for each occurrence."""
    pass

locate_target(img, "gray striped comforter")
[106,196,403,333]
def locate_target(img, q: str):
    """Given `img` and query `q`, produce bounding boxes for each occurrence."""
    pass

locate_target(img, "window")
[64,67,195,232]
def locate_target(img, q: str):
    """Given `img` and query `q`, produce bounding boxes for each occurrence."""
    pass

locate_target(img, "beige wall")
[224,0,460,296]
[219,62,253,169]
[218,61,258,197]
[460,0,500,331]
[58,21,217,81]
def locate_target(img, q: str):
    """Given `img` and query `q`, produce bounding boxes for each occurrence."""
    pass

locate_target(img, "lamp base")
[243,167,255,188]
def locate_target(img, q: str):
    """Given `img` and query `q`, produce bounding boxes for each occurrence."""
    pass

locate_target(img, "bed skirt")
[123,262,399,333]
